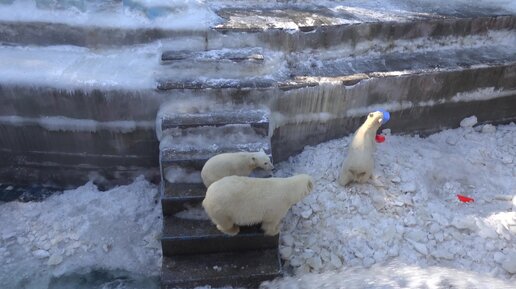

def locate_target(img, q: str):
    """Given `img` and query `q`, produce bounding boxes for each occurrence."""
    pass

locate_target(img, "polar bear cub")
[201,149,274,188]
[202,174,314,236]
[338,111,383,186]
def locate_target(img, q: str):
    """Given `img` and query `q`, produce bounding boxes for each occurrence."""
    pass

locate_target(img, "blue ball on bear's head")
[377,109,390,125]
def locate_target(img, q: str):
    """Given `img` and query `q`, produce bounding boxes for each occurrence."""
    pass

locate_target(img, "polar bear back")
[201,151,273,188]
[201,152,255,187]
[202,174,313,226]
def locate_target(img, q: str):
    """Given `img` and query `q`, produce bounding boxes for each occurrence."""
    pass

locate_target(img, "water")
[48,269,159,289]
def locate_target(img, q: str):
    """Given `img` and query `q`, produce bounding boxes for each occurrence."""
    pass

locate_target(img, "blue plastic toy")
[377,109,390,125]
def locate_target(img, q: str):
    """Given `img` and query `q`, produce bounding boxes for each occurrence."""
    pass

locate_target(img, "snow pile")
[262,260,516,289]
[274,120,516,280]
[0,176,162,289]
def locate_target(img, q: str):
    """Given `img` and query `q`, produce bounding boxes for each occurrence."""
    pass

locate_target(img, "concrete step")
[162,48,264,63]
[290,44,516,78]
[157,78,277,90]
[212,5,515,51]
[161,249,282,289]
[162,214,278,256]
[159,108,269,132]
[159,124,271,168]
[161,183,206,216]
[160,47,279,80]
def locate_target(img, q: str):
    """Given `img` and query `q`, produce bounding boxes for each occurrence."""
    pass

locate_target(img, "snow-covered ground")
[0,176,162,289]
[0,119,515,289]
[269,118,516,287]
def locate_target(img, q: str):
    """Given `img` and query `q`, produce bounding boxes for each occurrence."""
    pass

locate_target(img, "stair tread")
[163,214,265,237]
[160,140,271,165]
[162,214,279,255]
[160,109,269,129]
[161,249,281,288]
[163,182,206,199]
[158,40,516,91]
[213,6,514,32]
[291,44,516,78]
[162,48,265,62]
[157,78,277,90]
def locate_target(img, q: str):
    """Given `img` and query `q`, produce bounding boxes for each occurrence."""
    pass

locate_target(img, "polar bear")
[202,174,314,236]
[201,149,274,188]
[338,111,383,186]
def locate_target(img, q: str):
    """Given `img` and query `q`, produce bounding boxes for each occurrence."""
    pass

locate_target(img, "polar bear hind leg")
[355,170,371,183]
[261,220,280,236]
[338,169,353,186]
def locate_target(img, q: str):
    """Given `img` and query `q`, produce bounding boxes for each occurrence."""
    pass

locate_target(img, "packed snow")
[0,176,162,289]
[2,118,514,288]
[269,119,516,286]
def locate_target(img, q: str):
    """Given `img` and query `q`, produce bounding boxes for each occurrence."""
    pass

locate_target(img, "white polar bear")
[201,149,274,188]
[338,111,383,186]
[202,174,314,236]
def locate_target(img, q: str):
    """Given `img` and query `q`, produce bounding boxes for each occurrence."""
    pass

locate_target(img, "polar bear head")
[364,111,384,130]
[251,149,274,171]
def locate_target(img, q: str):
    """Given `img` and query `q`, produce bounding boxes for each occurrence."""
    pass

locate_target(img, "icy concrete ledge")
[270,64,516,161]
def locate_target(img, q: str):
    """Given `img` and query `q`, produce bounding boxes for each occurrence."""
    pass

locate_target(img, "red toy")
[375,134,385,143]
[457,194,474,203]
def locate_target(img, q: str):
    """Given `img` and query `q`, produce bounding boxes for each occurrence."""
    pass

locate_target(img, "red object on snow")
[375,134,386,143]
[457,194,474,203]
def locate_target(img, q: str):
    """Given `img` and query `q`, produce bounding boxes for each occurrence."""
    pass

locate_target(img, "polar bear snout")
[262,161,274,171]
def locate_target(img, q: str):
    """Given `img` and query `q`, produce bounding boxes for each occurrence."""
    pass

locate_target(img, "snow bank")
[0,176,162,289]
[262,260,516,289]
[274,120,516,280]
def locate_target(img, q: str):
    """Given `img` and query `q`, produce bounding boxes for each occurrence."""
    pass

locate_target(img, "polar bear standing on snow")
[338,111,384,186]
[202,174,314,236]
[201,149,274,188]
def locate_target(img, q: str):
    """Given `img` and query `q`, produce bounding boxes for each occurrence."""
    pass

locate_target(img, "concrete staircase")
[156,84,281,288]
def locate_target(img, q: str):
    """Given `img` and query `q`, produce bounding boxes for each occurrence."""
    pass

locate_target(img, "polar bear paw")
[217,224,240,236]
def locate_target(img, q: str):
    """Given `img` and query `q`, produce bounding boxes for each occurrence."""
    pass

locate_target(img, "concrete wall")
[0,85,167,188]
[270,64,516,161]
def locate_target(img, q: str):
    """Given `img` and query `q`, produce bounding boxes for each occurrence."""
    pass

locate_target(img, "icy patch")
[0,115,154,133]
[0,176,162,289]
[0,43,160,89]
[452,87,516,103]
[164,166,202,184]
[175,204,210,221]
[275,123,516,280]
[0,0,219,30]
